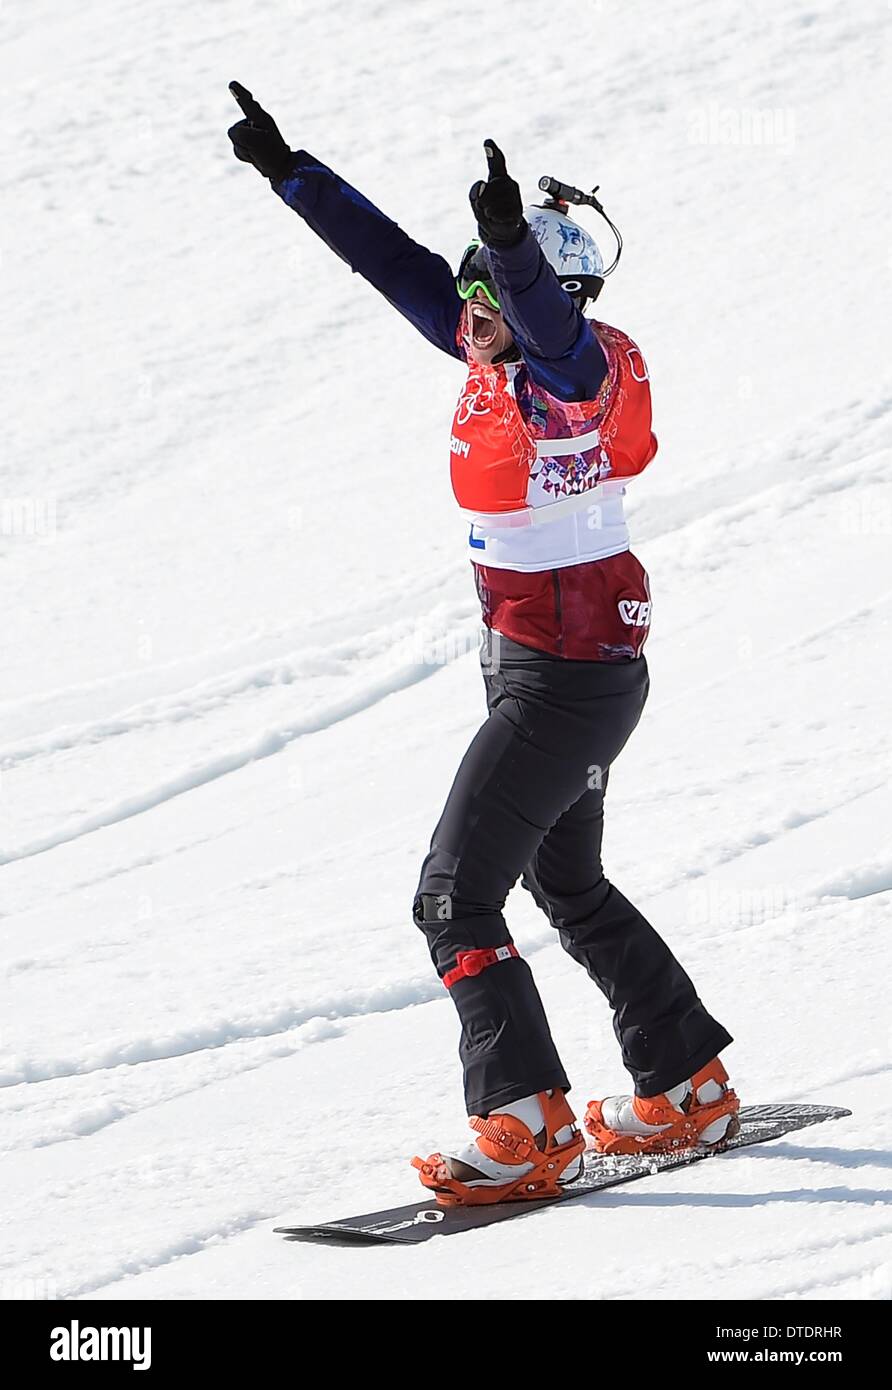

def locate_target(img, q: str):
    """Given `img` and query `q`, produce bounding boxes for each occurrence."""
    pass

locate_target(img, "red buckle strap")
[442,944,519,990]
[470,1115,535,1161]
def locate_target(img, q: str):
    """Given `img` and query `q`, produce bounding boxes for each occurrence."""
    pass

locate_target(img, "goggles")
[456,241,500,311]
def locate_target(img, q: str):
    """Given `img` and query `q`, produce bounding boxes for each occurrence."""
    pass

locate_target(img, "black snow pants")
[414,630,732,1116]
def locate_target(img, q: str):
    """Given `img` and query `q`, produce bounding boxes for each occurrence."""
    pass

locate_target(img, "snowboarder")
[228,82,739,1206]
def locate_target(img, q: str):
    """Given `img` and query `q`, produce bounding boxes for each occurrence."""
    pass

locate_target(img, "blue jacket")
[273,153,607,402]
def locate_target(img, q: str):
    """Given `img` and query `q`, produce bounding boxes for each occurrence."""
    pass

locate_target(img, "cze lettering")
[618,599,651,626]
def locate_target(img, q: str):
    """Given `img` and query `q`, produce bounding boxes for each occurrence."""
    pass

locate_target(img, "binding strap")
[469,1115,535,1161]
[442,945,519,990]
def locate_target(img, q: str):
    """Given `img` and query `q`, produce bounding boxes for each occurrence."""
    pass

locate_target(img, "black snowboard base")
[274,1103,851,1246]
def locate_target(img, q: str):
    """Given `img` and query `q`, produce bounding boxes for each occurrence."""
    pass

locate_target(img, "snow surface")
[2,0,891,1300]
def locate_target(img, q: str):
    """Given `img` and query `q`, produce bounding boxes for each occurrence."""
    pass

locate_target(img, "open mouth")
[469,302,499,350]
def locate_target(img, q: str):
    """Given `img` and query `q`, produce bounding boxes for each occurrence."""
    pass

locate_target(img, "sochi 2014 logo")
[455,377,496,426]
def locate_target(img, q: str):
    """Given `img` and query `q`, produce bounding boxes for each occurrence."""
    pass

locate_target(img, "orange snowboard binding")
[585,1058,740,1156]
[413,1089,586,1207]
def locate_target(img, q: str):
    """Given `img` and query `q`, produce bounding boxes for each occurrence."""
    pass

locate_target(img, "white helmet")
[524,205,604,303]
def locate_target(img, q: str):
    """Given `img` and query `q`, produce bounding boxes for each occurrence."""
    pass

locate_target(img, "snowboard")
[275,1103,850,1245]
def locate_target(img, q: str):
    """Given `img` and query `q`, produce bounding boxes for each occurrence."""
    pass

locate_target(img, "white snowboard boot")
[413,1089,585,1206]
[586,1058,740,1155]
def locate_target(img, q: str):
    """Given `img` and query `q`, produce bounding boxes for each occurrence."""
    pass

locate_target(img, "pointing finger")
[229,80,264,123]
[483,138,507,180]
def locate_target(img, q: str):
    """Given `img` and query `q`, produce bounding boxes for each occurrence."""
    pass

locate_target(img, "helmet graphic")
[524,205,604,303]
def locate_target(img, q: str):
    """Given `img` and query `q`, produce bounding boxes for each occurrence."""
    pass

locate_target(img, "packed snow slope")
[2,0,890,1300]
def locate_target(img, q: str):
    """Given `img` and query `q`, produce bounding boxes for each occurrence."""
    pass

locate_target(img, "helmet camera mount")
[537,175,624,277]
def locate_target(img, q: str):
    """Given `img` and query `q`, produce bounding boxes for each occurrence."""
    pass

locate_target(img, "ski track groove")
[0,601,479,769]
[6,731,886,931]
[38,1137,892,1302]
[0,645,466,868]
[650,589,892,718]
[2,827,877,1095]
[3,408,888,870]
[2,797,887,1160]
[3,587,886,873]
[0,974,444,1090]
[619,1225,892,1302]
[0,558,471,722]
[57,1210,276,1301]
[4,919,886,1157]
[73,1174,892,1304]
[778,1260,892,1301]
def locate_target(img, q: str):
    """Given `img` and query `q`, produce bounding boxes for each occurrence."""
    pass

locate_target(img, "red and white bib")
[449,322,657,573]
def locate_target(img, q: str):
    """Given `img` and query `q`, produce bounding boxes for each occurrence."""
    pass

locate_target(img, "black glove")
[469,139,525,248]
[227,81,294,182]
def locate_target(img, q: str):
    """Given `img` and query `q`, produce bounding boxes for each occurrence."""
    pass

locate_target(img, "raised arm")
[486,231,606,401]
[227,83,462,357]
[273,154,462,356]
[469,141,607,401]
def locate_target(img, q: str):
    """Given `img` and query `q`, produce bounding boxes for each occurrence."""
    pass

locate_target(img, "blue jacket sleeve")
[271,153,463,358]
[486,230,607,401]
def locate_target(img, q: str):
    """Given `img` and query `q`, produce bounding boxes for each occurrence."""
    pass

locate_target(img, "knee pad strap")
[443,945,519,990]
